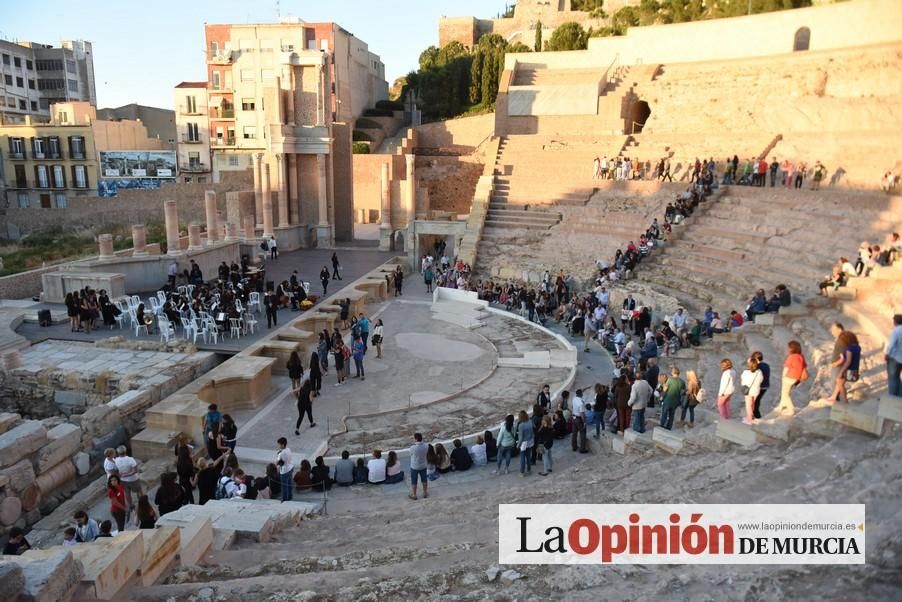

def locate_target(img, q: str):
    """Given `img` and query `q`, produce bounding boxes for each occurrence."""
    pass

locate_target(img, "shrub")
[352,130,373,142]
[352,142,371,154]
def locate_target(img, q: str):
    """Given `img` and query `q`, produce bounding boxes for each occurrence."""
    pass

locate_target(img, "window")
[35,165,49,188]
[224,71,232,89]
[187,122,199,141]
[48,136,60,158]
[30,101,37,111]
[240,69,254,81]
[794,27,811,52]
[69,136,85,159]
[3,75,11,86]
[280,39,295,52]
[198,176,207,183]
[14,57,21,68]
[188,151,200,168]
[38,79,65,90]
[0,97,4,107]
[27,79,35,89]
[25,59,33,70]
[210,41,218,55]
[1,54,9,65]
[39,98,49,109]
[68,79,78,92]
[242,126,256,139]
[52,165,65,188]
[186,95,196,113]
[14,165,27,187]
[16,77,23,88]
[10,137,25,158]
[8,97,17,107]
[72,165,87,188]
[57,111,68,123]
[261,69,274,80]
[241,97,255,111]
[260,39,275,52]
[36,59,63,71]
[66,59,76,73]
[39,193,51,208]
[227,126,235,145]
[54,193,67,208]
[33,137,46,159]
[18,193,29,208]
[239,39,255,52]
[18,99,25,110]
[228,155,240,167]
[211,71,221,89]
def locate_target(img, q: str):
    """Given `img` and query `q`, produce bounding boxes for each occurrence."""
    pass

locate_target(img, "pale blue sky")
[1,0,510,109]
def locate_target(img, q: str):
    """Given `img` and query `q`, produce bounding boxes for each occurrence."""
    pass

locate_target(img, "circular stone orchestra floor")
[231,298,497,465]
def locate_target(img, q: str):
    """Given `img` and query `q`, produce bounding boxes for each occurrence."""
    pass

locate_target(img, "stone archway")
[793,27,811,52]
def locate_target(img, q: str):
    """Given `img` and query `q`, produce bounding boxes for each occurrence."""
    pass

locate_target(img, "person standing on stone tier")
[269,236,278,260]
[275,438,294,501]
[320,266,330,296]
[331,252,342,280]
[264,288,278,328]
[293,378,315,434]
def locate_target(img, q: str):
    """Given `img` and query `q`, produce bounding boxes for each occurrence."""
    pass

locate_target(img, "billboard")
[99,150,177,179]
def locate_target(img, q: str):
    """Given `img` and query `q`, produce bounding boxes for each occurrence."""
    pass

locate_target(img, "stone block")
[877,395,902,424]
[751,417,791,442]
[611,434,626,455]
[753,313,776,326]
[0,413,21,435]
[715,420,757,447]
[212,529,236,552]
[713,332,740,344]
[178,516,213,567]
[0,422,48,468]
[0,562,25,600]
[0,459,36,494]
[70,530,144,600]
[830,401,885,437]
[108,389,153,417]
[15,548,84,602]
[78,406,119,440]
[73,452,91,476]
[90,426,127,455]
[778,303,809,317]
[623,429,653,447]
[53,390,86,413]
[827,287,857,301]
[139,526,180,586]
[35,461,76,497]
[37,424,82,474]
[131,428,181,461]
[0,496,22,526]
[652,427,684,453]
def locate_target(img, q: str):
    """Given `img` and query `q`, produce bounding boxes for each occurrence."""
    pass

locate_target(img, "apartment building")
[0,101,164,208]
[0,39,96,123]
[173,82,211,182]
[202,19,387,181]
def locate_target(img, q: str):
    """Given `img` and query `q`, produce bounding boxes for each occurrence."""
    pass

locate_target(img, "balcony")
[9,151,25,160]
[181,135,205,144]
[207,50,235,64]
[180,162,209,173]
[213,137,236,147]
[178,105,205,116]
[209,109,234,119]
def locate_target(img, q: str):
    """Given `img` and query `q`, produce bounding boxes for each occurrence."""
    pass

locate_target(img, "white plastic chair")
[248,292,261,314]
[148,297,161,316]
[229,318,241,340]
[235,299,245,315]
[203,320,220,345]
[159,319,176,343]
[134,317,149,337]
[128,295,141,311]
[156,291,166,306]
[245,312,258,334]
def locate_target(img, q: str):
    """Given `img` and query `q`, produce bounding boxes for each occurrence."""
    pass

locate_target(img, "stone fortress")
[1,0,902,600]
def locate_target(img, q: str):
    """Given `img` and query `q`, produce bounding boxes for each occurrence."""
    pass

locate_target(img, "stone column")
[164,200,180,255]
[204,190,219,244]
[131,224,147,256]
[225,222,240,241]
[288,154,299,225]
[262,162,274,238]
[188,224,202,250]
[276,154,289,228]
[242,215,255,241]
[216,210,226,239]
[315,153,332,248]
[98,234,114,259]
[379,162,392,251]
[253,153,264,226]
[316,64,326,126]
[404,153,416,226]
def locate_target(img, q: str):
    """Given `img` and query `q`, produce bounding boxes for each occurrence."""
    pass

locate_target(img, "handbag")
[519,441,529,452]
[741,385,750,396]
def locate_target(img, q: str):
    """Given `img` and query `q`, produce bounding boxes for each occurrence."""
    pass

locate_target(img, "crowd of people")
[591,154,836,191]
[817,234,901,296]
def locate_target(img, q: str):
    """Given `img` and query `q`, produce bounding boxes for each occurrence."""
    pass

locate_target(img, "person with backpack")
[215,467,239,500]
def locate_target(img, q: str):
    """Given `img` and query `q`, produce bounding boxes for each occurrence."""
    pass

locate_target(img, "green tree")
[571,0,605,11]
[481,51,497,106]
[469,49,483,104]
[534,20,543,52]
[612,7,640,32]
[438,41,468,66]
[545,22,589,51]
[418,46,439,71]
[509,42,532,54]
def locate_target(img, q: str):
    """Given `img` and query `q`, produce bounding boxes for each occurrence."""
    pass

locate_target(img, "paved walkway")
[14,247,396,353]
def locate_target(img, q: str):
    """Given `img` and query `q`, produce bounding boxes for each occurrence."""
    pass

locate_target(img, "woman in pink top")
[778,340,808,416]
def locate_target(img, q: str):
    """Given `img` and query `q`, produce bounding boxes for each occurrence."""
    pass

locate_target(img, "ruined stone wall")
[414,114,495,153]
[2,170,251,240]
[416,156,484,215]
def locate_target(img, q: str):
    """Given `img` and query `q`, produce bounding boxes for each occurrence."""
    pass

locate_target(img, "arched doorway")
[793,27,811,52]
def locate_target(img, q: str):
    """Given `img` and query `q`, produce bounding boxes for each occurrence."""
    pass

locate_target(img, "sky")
[2,0,511,109]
